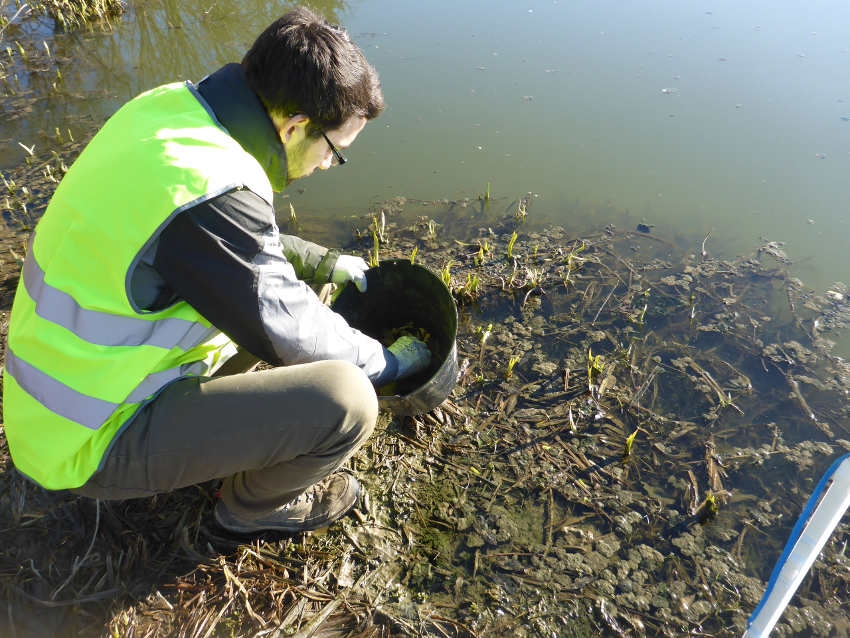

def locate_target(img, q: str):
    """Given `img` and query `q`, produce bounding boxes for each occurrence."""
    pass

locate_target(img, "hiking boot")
[214,472,361,534]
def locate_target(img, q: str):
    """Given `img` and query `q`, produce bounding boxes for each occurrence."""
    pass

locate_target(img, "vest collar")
[195,63,288,192]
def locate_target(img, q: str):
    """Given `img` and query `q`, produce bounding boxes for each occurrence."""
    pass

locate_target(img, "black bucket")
[332,259,458,416]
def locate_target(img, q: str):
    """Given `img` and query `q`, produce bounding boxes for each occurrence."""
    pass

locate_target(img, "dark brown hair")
[242,7,384,136]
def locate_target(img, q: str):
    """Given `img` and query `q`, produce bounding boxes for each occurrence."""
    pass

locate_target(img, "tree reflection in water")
[0,0,347,173]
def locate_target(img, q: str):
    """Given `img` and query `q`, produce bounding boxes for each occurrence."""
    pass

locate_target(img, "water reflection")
[2,0,850,355]
[0,0,347,168]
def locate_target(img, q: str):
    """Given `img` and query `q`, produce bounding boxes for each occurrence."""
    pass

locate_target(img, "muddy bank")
[0,187,849,636]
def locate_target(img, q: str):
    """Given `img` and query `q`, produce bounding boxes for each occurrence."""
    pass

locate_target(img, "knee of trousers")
[321,360,379,445]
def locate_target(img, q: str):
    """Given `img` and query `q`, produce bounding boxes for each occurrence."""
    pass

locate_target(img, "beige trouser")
[73,357,379,518]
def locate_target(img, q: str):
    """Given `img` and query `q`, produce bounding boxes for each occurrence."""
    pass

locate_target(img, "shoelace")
[281,486,319,511]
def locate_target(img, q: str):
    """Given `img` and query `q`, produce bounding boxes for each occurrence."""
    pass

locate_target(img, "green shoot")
[525,266,543,289]
[506,231,518,260]
[696,491,719,523]
[623,428,641,458]
[505,355,521,379]
[409,245,418,264]
[459,273,480,300]
[477,323,493,346]
[479,181,491,202]
[440,260,455,289]
[563,244,586,288]
[2,172,16,194]
[587,348,605,390]
[369,226,380,267]
[477,323,494,371]
[475,240,490,266]
[370,212,387,243]
[631,303,647,328]
[507,262,519,288]
[427,219,438,239]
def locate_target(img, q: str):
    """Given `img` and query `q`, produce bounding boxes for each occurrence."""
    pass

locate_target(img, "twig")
[700,231,712,259]
[199,598,234,638]
[51,499,100,600]
[288,559,402,638]
[220,556,265,626]
[5,582,119,608]
[544,488,554,549]
[0,3,30,39]
[592,283,618,324]
[786,373,833,438]
[428,614,480,638]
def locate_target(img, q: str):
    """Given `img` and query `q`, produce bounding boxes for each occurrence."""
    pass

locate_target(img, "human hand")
[388,335,431,380]
[331,254,369,292]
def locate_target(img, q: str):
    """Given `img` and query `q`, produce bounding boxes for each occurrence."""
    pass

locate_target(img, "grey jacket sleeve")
[278,234,339,284]
[152,188,398,385]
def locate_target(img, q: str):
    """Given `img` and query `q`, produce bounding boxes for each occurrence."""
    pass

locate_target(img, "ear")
[276,113,310,144]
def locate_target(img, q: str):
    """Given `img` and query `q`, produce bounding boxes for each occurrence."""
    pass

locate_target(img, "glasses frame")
[321,131,347,166]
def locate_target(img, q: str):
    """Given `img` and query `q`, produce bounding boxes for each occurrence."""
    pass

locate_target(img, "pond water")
[2,0,849,345]
[1,3,849,634]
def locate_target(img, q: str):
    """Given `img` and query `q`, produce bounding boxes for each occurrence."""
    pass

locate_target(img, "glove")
[388,335,432,380]
[331,254,369,292]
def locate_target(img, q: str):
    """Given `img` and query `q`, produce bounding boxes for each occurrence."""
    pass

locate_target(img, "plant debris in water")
[2,183,850,636]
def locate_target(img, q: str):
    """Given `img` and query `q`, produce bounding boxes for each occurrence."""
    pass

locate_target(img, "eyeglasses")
[321,131,347,166]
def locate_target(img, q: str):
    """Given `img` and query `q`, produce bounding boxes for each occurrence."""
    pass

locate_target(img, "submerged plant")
[623,427,646,458]
[0,5,32,38]
[587,347,604,390]
[562,241,587,288]
[28,0,126,31]
[515,197,528,222]
[476,322,494,372]
[426,218,438,240]
[525,266,543,289]
[2,171,16,195]
[505,354,521,379]
[370,211,387,243]
[695,491,719,522]
[629,302,648,328]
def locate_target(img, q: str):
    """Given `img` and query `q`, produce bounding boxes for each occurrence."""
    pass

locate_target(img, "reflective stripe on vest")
[5,349,208,430]
[23,250,214,350]
[7,249,219,430]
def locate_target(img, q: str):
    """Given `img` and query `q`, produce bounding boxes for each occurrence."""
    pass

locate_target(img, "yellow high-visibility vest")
[3,81,273,489]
